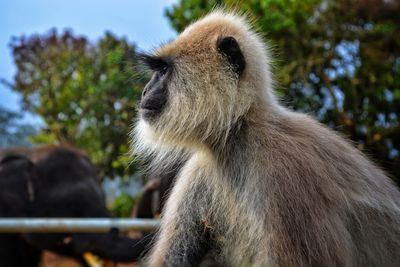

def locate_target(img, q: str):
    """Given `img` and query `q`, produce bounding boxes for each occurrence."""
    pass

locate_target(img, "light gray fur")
[133,10,400,267]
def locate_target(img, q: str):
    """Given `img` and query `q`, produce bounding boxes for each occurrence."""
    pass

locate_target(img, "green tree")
[0,106,36,148]
[109,193,136,218]
[9,30,145,178]
[165,0,400,182]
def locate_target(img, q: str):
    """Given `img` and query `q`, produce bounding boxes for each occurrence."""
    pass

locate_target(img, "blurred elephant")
[0,146,153,267]
[134,154,188,219]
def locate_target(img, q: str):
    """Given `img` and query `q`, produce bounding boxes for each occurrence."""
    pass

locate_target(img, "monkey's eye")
[138,53,170,75]
[159,65,169,75]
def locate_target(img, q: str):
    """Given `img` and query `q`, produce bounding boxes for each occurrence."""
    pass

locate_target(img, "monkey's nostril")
[142,88,147,97]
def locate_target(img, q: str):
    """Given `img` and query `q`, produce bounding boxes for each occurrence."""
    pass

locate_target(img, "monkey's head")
[135,11,276,151]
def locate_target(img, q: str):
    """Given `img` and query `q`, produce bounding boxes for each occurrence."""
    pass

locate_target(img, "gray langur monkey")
[132,10,400,267]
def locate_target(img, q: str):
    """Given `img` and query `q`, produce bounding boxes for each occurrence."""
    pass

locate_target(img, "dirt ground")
[40,229,143,266]
[41,251,137,267]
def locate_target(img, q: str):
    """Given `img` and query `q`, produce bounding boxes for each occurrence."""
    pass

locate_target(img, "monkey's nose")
[142,87,148,97]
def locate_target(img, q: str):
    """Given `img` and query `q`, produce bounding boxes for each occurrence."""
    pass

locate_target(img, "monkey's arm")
[164,220,213,267]
[147,197,214,266]
[146,160,215,267]
[146,213,213,267]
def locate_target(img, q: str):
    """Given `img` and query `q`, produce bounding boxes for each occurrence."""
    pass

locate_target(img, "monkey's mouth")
[139,93,166,121]
[140,107,160,120]
[140,101,162,112]
[139,105,164,121]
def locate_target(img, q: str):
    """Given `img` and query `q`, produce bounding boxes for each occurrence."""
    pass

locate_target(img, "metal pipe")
[0,218,160,233]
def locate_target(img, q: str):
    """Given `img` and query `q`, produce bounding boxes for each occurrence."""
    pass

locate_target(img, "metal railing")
[0,218,160,233]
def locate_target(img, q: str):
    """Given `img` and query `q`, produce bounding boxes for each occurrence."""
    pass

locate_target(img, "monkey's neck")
[207,103,283,187]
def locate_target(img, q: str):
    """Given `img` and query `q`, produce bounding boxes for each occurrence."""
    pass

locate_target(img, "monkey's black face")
[139,55,171,121]
[138,36,245,126]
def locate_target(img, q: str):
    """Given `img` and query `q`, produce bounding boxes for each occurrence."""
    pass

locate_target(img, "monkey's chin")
[134,119,159,148]
[139,108,162,122]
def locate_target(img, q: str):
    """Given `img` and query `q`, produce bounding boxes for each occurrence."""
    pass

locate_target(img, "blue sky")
[0,0,177,122]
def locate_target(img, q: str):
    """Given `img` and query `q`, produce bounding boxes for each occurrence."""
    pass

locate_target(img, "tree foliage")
[0,106,36,148]
[165,0,400,182]
[10,30,145,178]
[7,1,400,182]
[109,193,136,218]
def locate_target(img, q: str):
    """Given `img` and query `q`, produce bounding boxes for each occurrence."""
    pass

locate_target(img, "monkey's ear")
[217,36,246,76]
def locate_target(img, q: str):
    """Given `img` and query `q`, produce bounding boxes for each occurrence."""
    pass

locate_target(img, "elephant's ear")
[0,155,37,219]
[1,155,37,204]
[0,154,33,165]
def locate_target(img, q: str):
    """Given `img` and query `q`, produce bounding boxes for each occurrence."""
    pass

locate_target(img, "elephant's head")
[0,146,153,265]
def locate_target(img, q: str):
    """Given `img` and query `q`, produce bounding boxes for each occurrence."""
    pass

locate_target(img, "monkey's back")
[242,110,400,267]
